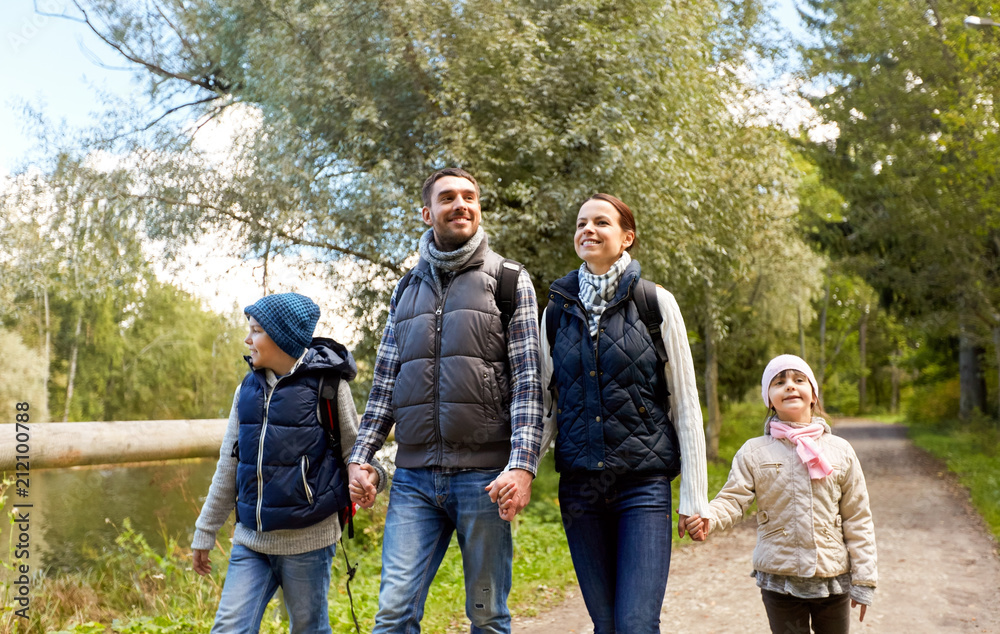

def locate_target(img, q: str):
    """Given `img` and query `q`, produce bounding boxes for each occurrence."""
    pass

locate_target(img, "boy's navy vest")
[548,262,681,477]
[234,338,356,533]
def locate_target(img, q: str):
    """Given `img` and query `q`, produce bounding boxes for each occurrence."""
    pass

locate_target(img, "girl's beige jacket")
[708,418,877,588]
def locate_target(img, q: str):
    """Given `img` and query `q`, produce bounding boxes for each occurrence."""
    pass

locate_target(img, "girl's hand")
[851,600,867,622]
[678,513,710,541]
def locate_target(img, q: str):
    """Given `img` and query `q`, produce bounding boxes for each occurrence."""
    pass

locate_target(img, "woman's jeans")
[760,589,850,634]
[373,467,513,634]
[559,472,673,634]
[212,542,336,633]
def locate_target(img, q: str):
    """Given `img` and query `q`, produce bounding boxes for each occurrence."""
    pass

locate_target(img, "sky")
[0,0,809,336]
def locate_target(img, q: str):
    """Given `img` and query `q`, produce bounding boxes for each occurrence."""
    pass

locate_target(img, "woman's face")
[575,199,634,275]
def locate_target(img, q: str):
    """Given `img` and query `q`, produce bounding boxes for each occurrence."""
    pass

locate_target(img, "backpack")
[316,372,362,634]
[544,277,670,395]
[395,258,524,331]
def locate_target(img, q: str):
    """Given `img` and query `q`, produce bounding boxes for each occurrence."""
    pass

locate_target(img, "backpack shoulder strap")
[317,372,355,539]
[495,259,523,332]
[395,269,415,305]
[633,278,668,367]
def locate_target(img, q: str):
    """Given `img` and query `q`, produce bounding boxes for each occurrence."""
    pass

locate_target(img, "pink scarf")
[769,421,833,479]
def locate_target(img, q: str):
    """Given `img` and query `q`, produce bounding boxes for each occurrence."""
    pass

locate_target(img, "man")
[348,167,544,633]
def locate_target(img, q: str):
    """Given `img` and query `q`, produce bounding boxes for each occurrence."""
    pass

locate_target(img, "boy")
[192,292,384,633]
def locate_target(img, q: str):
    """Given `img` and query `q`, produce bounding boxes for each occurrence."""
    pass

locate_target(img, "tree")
[800,0,1000,420]
[64,0,777,365]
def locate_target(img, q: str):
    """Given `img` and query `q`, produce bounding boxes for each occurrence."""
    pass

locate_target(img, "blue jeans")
[559,472,673,634]
[373,467,512,634]
[212,542,335,634]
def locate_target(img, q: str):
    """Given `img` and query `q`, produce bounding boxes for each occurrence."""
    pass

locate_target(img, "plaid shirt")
[349,266,544,475]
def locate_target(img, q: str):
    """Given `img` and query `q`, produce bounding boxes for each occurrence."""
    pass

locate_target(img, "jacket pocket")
[761,525,786,540]
[300,456,314,505]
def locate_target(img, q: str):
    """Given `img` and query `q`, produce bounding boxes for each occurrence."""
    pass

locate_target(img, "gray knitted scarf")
[578,251,632,336]
[418,226,486,295]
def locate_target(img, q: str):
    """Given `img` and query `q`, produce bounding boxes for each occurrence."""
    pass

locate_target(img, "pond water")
[1,458,218,574]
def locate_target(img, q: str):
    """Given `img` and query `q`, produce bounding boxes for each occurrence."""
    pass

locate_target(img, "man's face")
[421,175,481,251]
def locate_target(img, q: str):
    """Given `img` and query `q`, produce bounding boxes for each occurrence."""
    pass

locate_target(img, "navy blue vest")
[549,262,681,477]
[234,338,356,532]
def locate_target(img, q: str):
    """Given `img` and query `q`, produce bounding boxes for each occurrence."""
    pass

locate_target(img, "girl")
[685,354,877,634]
[534,193,711,633]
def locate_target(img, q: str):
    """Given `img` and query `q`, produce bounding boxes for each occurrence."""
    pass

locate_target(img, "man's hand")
[485,468,533,521]
[193,548,212,576]
[678,513,710,541]
[348,462,379,509]
[851,600,867,622]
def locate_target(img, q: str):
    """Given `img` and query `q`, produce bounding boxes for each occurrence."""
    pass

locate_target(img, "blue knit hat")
[244,293,320,359]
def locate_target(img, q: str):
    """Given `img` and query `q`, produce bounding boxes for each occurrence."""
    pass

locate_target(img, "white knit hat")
[761,354,819,408]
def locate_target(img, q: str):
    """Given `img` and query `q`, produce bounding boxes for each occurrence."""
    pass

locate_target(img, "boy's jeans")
[212,542,335,634]
[373,467,513,634]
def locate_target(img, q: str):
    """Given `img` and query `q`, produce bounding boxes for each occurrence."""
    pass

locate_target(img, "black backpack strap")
[317,373,354,539]
[395,269,414,305]
[496,259,522,332]
[632,278,670,400]
[317,372,362,634]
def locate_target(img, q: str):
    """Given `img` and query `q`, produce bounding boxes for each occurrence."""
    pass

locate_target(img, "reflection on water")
[1,458,218,573]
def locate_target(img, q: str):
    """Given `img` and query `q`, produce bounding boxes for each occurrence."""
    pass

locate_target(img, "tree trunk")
[63,311,82,423]
[994,325,1000,424]
[858,306,868,415]
[704,314,721,461]
[958,324,987,419]
[890,348,901,415]
[818,275,830,394]
[798,305,806,359]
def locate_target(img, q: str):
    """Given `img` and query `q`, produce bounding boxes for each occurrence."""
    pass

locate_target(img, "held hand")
[678,513,710,542]
[192,548,212,576]
[485,468,533,521]
[348,462,379,509]
[851,600,867,622]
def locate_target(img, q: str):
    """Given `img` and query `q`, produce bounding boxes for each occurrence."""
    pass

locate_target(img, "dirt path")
[513,419,1000,633]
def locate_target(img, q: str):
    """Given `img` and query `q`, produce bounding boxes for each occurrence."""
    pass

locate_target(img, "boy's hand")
[348,462,379,508]
[678,513,710,541]
[851,600,867,622]
[192,549,211,576]
[486,469,533,521]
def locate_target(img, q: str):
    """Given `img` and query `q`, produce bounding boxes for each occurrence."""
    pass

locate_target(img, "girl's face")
[575,199,634,275]
[768,370,816,424]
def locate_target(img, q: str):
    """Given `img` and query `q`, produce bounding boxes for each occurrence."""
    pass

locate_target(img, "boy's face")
[245,316,287,371]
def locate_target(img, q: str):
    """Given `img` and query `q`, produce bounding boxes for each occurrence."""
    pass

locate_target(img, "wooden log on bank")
[0,420,228,471]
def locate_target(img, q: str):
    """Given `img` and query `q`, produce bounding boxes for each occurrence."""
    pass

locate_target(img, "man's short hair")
[421,168,480,208]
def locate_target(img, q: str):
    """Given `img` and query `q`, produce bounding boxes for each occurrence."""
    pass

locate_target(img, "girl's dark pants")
[760,589,850,634]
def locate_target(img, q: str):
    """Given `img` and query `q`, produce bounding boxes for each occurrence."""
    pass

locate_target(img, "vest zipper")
[433,283,453,465]
[301,455,314,505]
[257,374,285,532]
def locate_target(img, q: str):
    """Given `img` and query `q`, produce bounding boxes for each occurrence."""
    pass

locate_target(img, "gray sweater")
[192,371,385,556]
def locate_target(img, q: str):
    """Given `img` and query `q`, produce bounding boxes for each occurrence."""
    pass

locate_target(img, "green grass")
[0,405,774,633]
[909,421,1000,540]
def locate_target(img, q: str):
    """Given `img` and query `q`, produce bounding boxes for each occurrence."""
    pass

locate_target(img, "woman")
[539,193,710,633]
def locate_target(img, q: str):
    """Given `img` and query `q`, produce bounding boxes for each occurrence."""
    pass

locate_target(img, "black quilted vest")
[548,262,680,476]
